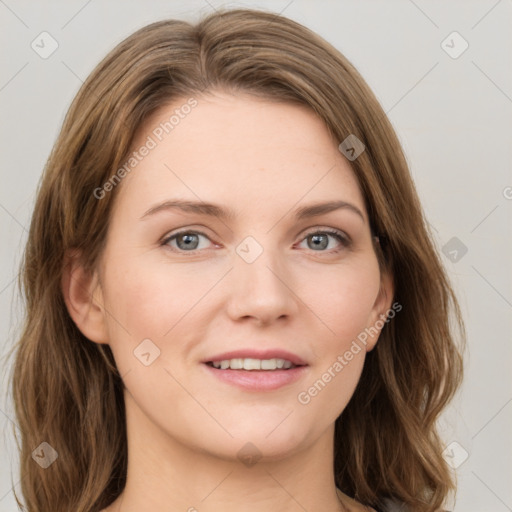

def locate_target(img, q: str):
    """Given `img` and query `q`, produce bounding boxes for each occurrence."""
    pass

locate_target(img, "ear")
[61,249,109,344]
[364,268,395,352]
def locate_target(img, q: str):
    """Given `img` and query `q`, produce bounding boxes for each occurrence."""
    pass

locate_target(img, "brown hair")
[7,7,465,512]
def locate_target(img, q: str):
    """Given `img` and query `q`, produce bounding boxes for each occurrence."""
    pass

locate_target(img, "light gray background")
[1,1,511,511]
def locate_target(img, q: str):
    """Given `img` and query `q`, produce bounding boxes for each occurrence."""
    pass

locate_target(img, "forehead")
[112,91,366,221]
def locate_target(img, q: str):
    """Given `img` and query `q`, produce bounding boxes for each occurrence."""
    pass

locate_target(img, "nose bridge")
[227,233,297,323]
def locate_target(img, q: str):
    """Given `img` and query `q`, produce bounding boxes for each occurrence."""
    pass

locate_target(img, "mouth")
[201,352,309,391]
[205,357,302,371]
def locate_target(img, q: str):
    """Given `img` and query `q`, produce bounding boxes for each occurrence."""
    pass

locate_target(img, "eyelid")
[161,224,352,254]
[300,225,351,242]
[160,224,214,242]
[161,224,351,241]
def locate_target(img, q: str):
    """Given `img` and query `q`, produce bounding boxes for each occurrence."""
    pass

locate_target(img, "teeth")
[260,359,276,370]
[210,357,297,370]
[230,358,243,370]
[244,358,262,370]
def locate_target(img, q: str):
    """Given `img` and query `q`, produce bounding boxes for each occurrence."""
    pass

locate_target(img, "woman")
[9,8,465,512]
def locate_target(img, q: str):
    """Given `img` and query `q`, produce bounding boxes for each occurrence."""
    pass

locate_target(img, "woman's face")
[93,91,392,461]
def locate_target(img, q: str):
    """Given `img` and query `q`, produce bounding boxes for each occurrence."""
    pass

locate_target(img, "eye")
[161,228,351,255]
[297,229,351,253]
[162,230,213,252]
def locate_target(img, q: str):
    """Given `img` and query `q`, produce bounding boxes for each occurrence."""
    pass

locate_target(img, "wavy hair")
[8,8,465,512]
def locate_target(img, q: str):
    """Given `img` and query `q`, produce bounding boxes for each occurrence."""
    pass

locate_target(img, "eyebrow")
[140,199,365,222]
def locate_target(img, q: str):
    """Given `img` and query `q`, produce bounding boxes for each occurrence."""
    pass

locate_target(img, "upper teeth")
[211,358,295,370]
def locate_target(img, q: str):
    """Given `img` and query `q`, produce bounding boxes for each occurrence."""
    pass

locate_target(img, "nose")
[225,240,299,327]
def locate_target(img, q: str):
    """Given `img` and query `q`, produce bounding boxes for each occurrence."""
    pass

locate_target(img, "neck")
[106,392,349,512]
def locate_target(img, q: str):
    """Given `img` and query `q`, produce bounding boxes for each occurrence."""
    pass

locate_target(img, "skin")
[63,90,393,512]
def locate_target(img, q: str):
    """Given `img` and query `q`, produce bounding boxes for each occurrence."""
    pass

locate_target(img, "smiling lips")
[202,349,309,391]
[204,349,307,367]
[208,357,297,370]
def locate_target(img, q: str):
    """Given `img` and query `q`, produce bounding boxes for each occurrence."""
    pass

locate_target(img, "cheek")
[299,257,381,349]
[294,262,378,421]
[102,256,219,340]
[98,258,212,420]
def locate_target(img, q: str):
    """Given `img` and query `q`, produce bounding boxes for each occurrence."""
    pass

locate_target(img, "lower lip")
[202,363,309,391]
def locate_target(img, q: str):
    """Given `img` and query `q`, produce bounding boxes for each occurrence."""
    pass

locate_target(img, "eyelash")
[160,228,351,255]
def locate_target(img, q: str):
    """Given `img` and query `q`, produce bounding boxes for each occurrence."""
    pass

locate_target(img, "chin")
[194,421,313,464]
